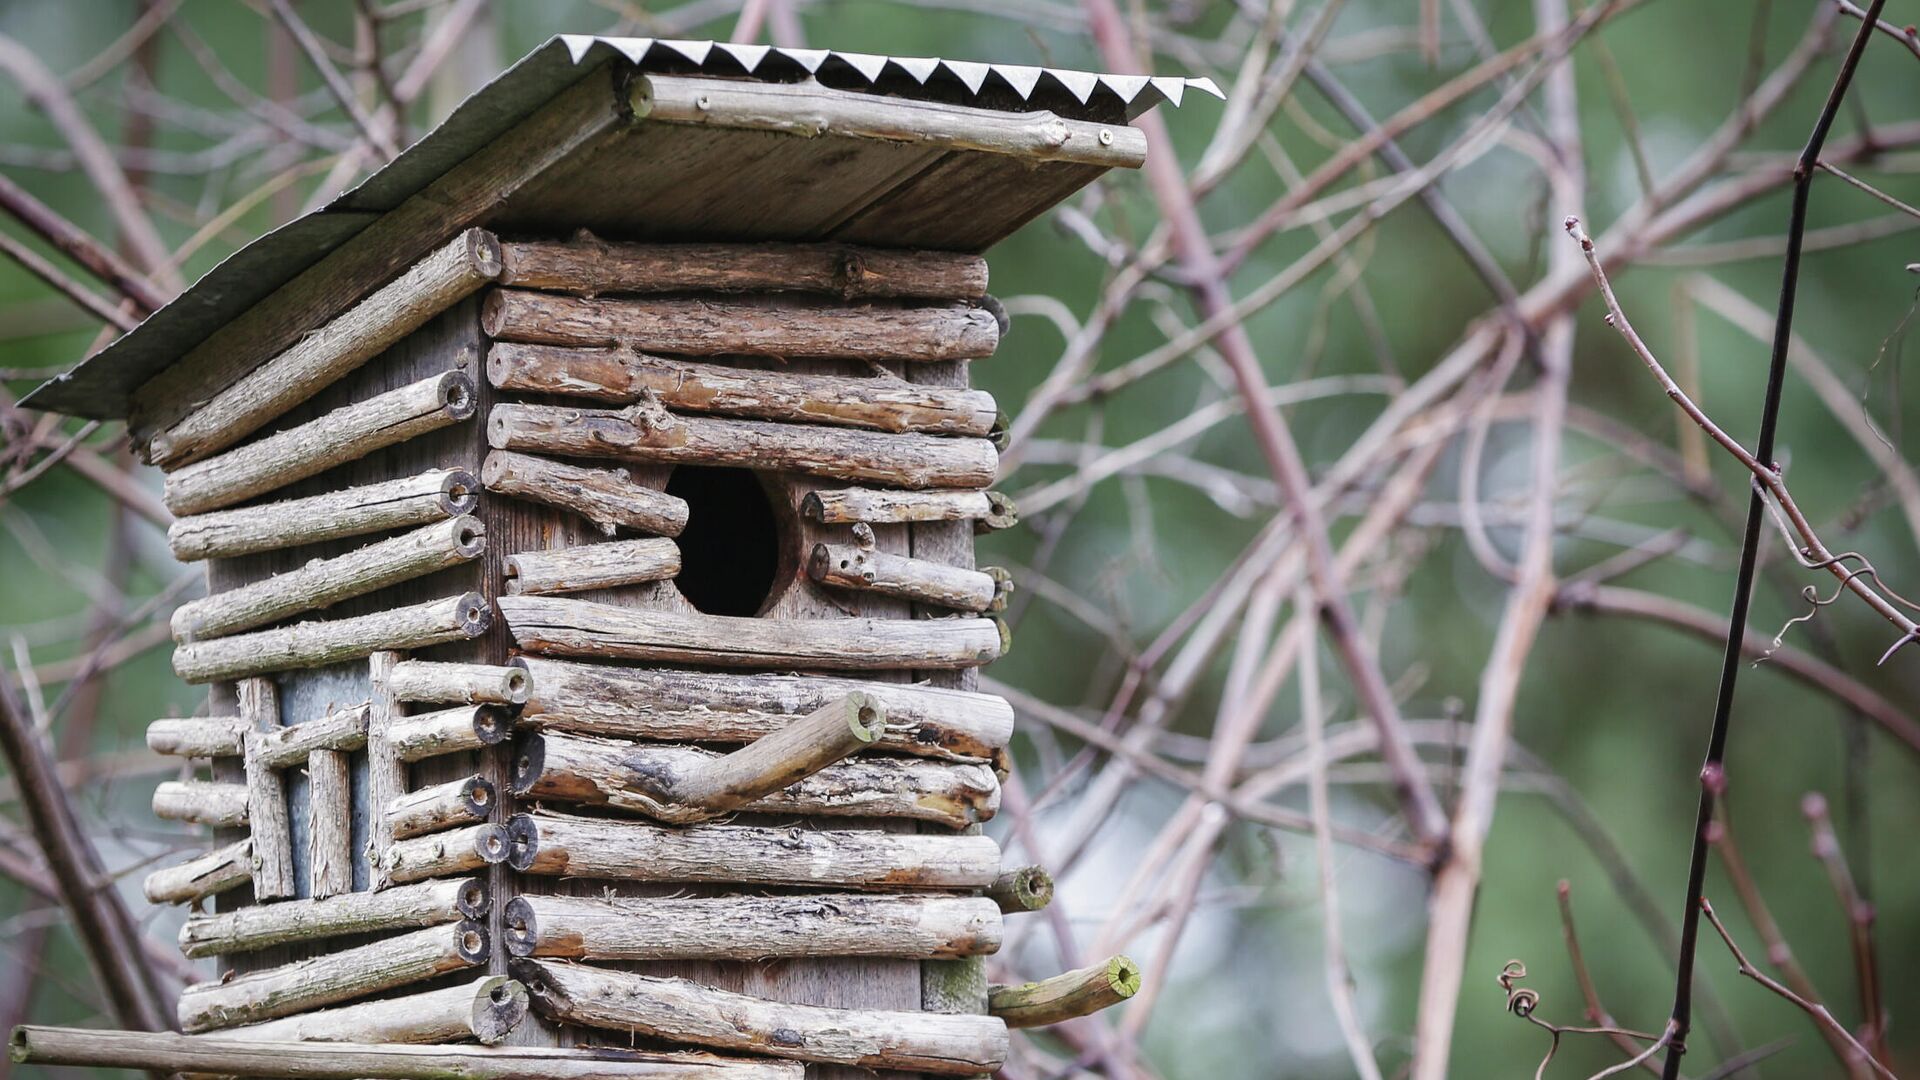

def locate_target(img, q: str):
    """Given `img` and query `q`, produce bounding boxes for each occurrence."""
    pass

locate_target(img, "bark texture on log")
[387,659,530,706]
[251,703,370,770]
[484,290,1000,362]
[170,516,486,641]
[366,650,406,891]
[143,839,251,905]
[168,468,477,562]
[173,594,489,684]
[987,865,1054,914]
[149,230,502,468]
[147,716,248,757]
[987,956,1140,1028]
[163,370,476,516]
[636,71,1146,168]
[307,748,353,897]
[508,811,999,889]
[389,704,513,762]
[505,537,680,596]
[388,775,495,840]
[179,876,487,958]
[503,893,1001,961]
[489,401,998,490]
[241,678,296,901]
[218,975,527,1045]
[481,450,688,537]
[515,657,1013,761]
[10,1026,804,1080]
[517,959,1008,1074]
[499,596,1001,671]
[802,487,1016,530]
[384,823,510,885]
[488,345,999,437]
[518,693,878,824]
[810,538,998,612]
[515,730,998,829]
[176,920,488,1031]
[152,781,249,828]
[497,238,987,300]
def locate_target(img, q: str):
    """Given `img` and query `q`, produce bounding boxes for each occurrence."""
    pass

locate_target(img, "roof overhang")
[23,36,1217,422]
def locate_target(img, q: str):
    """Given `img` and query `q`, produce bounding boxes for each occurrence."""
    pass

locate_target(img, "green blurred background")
[3,1,1919,1076]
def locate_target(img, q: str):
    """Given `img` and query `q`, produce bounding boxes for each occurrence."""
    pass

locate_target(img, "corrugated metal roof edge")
[21,36,1218,418]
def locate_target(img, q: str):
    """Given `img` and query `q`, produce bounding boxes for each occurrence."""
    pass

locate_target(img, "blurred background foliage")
[2,1,1919,1076]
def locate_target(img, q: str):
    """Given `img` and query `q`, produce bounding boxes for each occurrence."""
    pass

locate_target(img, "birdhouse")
[14,36,1211,1079]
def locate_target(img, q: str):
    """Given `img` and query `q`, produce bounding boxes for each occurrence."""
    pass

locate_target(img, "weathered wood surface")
[171,516,486,641]
[180,876,487,958]
[389,704,513,762]
[517,959,1008,1074]
[505,536,680,596]
[163,370,477,516]
[388,775,495,840]
[802,486,1017,529]
[481,449,688,537]
[388,659,529,706]
[168,468,478,561]
[516,730,998,829]
[251,703,370,769]
[240,677,296,901]
[489,401,999,490]
[988,956,1140,1028]
[503,893,1001,961]
[483,290,1000,362]
[497,238,987,300]
[148,230,503,469]
[307,748,353,897]
[128,63,633,441]
[148,716,249,758]
[986,865,1054,914]
[488,345,999,437]
[143,838,252,905]
[509,810,1000,889]
[173,594,490,684]
[10,1026,804,1080]
[152,781,250,828]
[499,596,1001,671]
[366,650,406,891]
[219,976,527,1046]
[810,535,999,612]
[638,72,1146,169]
[515,657,1013,761]
[177,920,489,1031]
[384,823,510,885]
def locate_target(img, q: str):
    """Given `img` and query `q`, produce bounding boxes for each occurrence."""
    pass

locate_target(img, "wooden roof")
[24,36,1216,421]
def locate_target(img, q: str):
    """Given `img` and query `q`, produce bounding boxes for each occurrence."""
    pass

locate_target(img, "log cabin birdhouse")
[13,36,1212,1080]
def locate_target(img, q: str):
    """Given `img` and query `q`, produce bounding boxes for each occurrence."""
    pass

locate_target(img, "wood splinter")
[809,523,1002,612]
[219,975,527,1045]
[388,775,495,840]
[988,956,1142,1028]
[482,450,688,537]
[987,865,1054,914]
[388,658,530,706]
[515,958,1008,1075]
[505,537,680,596]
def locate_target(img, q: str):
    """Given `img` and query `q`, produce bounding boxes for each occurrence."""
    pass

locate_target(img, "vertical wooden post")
[307,749,353,896]
[368,650,407,890]
[240,676,295,900]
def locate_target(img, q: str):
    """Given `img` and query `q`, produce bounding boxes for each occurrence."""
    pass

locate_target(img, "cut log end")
[988,865,1053,914]
[988,955,1140,1028]
[505,813,540,871]
[502,895,539,958]
[471,976,530,1044]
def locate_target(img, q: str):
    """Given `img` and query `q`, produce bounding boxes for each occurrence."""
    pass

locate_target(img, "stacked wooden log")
[121,231,1129,1072]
